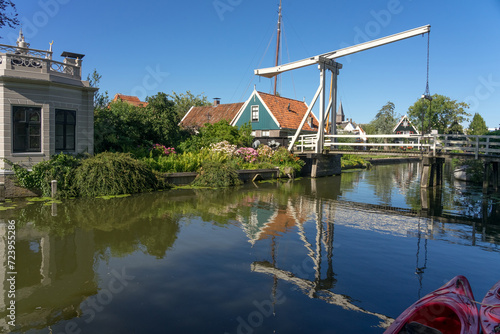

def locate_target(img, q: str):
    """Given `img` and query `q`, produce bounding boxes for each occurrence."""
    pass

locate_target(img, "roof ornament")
[16,28,30,49]
[47,41,54,59]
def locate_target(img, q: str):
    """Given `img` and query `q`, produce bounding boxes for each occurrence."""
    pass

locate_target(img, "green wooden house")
[232,89,318,147]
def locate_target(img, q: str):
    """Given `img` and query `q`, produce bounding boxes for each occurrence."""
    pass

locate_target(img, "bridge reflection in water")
[246,174,499,329]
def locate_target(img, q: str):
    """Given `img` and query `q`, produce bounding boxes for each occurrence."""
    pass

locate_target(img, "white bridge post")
[316,62,326,153]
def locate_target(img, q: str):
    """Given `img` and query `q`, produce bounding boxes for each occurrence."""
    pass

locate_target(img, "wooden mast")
[273,0,282,96]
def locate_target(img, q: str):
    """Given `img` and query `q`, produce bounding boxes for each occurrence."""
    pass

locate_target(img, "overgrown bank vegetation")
[7,89,375,197]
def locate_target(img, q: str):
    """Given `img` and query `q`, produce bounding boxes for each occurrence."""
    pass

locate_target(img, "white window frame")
[251,105,259,122]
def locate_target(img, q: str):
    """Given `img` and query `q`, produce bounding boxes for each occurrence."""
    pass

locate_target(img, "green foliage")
[144,92,187,146]
[142,150,216,173]
[270,147,305,175]
[87,69,110,108]
[6,154,80,198]
[191,161,242,188]
[335,136,357,150]
[74,152,164,197]
[168,91,211,118]
[360,123,375,135]
[178,120,252,152]
[341,155,371,169]
[468,113,488,135]
[369,101,399,135]
[142,143,304,176]
[407,94,470,134]
[94,92,189,153]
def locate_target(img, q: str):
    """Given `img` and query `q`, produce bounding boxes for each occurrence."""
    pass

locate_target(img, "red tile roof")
[112,94,149,107]
[257,92,318,132]
[180,103,244,129]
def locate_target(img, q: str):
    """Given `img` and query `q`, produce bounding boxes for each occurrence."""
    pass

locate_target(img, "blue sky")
[3,0,500,128]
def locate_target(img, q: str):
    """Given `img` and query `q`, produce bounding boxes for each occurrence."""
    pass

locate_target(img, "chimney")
[213,98,221,106]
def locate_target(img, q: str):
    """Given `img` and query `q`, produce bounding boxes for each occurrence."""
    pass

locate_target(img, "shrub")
[257,145,274,160]
[6,153,80,198]
[150,144,176,158]
[208,141,237,157]
[178,120,252,153]
[234,147,258,163]
[191,161,242,188]
[271,147,305,174]
[341,154,371,169]
[75,152,164,197]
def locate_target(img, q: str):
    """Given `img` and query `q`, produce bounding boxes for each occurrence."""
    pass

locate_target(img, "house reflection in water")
[0,221,97,332]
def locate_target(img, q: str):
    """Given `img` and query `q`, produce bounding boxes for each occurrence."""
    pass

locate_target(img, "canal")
[1,162,500,333]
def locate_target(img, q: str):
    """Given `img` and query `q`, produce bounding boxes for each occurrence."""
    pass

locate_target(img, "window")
[13,106,41,152]
[251,105,259,122]
[55,109,76,151]
[262,130,270,137]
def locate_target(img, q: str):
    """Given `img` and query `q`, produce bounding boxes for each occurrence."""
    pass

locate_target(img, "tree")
[369,101,399,134]
[0,0,19,32]
[94,92,189,152]
[468,113,488,135]
[145,92,187,147]
[168,91,211,118]
[407,94,470,134]
[87,69,110,109]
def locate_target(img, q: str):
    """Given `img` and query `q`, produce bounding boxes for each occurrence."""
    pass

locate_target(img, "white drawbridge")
[254,25,431,153]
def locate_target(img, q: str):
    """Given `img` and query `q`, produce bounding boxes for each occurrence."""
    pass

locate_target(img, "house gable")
[232,91,280,130]
[233,90,318,133]
[393,115,419,135]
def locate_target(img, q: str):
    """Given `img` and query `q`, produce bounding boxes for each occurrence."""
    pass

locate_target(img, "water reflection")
[0,162,499,333]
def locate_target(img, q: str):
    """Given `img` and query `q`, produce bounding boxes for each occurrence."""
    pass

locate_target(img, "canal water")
[1,162,500,333]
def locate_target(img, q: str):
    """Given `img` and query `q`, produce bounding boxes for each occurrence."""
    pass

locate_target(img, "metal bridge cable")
[424,32,431,97]
[282,20,298,100]
[237,22,277,102]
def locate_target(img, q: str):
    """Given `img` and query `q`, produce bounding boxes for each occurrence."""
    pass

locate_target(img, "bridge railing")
[434,135,500,158]
[291,133,500,159]
[291,134,433,153]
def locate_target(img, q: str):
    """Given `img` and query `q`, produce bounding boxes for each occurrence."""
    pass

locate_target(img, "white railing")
[0,43,53,59]
[291,133,500,159]
[0,52,80,79]
[434,135,500,159]
[291,134,433,153]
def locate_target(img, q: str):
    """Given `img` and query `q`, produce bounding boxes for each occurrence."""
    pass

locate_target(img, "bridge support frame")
[298,153,341,178]
[483,160,499,194]
[421,157,445,188]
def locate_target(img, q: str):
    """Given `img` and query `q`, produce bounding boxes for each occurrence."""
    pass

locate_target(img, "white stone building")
[0,30,96,182]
